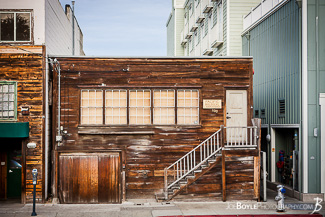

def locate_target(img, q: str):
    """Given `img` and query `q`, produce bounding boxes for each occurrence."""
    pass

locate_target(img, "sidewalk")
[0,190,324,217]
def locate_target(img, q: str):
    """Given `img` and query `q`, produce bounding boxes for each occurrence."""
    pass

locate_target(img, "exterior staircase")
[156,125,258,201]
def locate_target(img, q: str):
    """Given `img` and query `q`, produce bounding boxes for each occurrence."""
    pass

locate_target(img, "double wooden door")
[59,152,121,204]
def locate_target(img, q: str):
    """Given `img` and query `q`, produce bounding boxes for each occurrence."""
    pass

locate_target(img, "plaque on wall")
[203,99,222,109]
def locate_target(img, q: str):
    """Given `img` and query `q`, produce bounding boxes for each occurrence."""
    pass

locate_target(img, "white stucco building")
[0,0,84,55]
[166,0,260,56]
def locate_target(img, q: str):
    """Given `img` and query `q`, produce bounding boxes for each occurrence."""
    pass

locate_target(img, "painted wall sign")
[203,99,222,109]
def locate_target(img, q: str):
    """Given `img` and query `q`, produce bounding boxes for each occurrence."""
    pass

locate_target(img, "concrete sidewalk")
[0,190,324,217]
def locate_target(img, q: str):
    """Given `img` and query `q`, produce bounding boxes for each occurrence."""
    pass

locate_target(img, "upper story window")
[177,90,199,125]
[0,11,31,42]
[80,88,200,126]
[129,90,151,125]
[0,81,17,120]
[80,90,103,125]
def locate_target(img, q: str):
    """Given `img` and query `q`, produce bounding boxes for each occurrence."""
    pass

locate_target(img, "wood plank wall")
[0,46,45,203]
[52,57,254,201]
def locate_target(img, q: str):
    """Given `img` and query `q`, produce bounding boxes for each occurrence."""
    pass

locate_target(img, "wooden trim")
[222,149,226,202]
[21,139,26,204]
[41,46,46,203]
[77,85,203,89]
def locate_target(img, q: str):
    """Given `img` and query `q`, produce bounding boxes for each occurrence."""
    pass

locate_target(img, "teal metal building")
[242,0,324,200]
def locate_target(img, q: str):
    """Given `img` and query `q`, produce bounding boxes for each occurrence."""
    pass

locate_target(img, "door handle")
[226,116,231,119]
[9,170,13,173]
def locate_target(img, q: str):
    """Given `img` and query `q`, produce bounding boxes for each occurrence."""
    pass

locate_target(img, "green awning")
[0,122,29,138]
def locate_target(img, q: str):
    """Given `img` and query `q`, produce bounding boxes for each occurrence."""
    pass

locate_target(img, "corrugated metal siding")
[228,0,260,56]
[242,0,300,125]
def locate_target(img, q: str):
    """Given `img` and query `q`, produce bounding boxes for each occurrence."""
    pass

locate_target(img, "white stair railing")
[163,125,258,199]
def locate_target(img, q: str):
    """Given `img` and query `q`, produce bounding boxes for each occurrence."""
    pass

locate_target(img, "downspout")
[301,0,308,194]
[72,1,75,55]
[54,59,62,146]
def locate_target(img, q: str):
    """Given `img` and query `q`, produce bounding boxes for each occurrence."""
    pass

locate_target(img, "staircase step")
[179,180,188,184]
[186,175,196,179]
[171,185,180,190]
[194,169,202,173]
[208,159,216,163]
[155,193,166,201]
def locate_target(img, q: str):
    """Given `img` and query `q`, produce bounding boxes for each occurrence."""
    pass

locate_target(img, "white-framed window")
[153,90,175,125]
[0,11,31,42]
[129,90,151,125]
[177,90,199,125]
[105,89,127,125]
[80,90,103,125]
[0,81,17,120]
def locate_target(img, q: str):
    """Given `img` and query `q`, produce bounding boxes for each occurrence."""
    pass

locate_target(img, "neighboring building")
[0,0,84,203]
[0,0,84,56]
[242,0,325,200]
[50,56,260,203]
[166,0,260,56]
[0,46,46,203]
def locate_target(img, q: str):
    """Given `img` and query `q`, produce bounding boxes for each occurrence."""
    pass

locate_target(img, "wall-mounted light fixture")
[27,143,37,149]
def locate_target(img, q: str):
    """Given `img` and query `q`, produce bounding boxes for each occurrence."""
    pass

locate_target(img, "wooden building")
[51,56,260,203]
[0,46,46,203]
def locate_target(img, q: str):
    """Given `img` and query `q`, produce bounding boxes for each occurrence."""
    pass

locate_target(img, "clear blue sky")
[59,0,171,56]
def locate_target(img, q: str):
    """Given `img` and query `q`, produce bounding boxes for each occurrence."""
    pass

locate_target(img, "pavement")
[0,190,324,217]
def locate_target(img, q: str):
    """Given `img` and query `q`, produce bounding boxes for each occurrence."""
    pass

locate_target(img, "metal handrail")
[163,125,259,199]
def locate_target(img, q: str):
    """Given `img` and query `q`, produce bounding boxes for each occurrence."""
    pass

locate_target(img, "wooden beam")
[252,118,261,201]
[222,149,226,202]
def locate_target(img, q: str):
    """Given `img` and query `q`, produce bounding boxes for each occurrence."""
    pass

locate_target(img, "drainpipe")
[53,59,62,146]
[301,0,308,194]
[72,1,75,55]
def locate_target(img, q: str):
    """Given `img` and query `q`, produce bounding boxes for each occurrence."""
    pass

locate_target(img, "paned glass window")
[153,90,175,124]
[177,90,199,125]
[129,90,151,125]
[105,90,127,125]
[80,90,103,124]
[0,82,16,120]
[0,12,31,42]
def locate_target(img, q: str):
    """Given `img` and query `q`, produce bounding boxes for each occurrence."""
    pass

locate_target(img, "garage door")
[59,153,121,203]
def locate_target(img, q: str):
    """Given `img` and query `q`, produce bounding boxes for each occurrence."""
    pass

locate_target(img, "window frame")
[105,89,127,126]
[176,89,200,126]
[0,81,17,121]
[153,89,176,125]
[129,89,151,125]
[0,10,33,43]
[79,88,200,127]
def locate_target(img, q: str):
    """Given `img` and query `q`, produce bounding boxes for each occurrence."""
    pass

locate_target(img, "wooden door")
[0,152,7,199]
[226,90,247,142]
[59,153,121,204]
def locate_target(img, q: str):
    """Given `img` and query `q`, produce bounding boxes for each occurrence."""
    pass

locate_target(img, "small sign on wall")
[203,99,222,109]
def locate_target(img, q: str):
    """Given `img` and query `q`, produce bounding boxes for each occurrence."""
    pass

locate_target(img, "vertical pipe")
[301,0,308,193]
[72,1,75,55]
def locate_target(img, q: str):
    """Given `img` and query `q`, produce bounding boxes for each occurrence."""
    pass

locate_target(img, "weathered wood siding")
[0,46,45,203]
[52,57,254,201]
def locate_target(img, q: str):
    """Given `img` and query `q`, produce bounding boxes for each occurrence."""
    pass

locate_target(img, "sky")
[59,0,171,56]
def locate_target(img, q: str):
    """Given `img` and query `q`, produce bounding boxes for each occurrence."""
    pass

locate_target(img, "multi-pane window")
[129,90,151,125]
[80,90,103,125]
[153,90,175,125]
[0,12,31,42]
[177,90,199,125]
[0,81,16,120]
[80,89,199,126]
[105,90,127,125]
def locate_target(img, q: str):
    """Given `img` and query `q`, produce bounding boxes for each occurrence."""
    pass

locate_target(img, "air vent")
[260,109,266,119]
[255,109,259,118]
[279,99,285,117]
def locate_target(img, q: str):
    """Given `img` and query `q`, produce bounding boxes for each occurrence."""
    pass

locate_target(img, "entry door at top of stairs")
[226,90,247,142]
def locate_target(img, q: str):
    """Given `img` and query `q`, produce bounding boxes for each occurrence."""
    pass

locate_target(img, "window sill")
[77,125,202,135]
